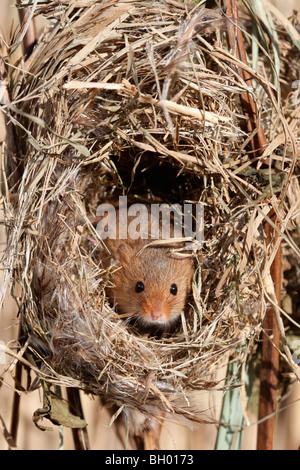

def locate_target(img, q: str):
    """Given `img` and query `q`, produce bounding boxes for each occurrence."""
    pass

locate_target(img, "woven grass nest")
[1,0,300,438]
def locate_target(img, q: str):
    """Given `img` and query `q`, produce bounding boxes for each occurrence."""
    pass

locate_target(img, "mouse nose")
[148,303,171,323]
[150,309,167,322]
[141,298,172,324]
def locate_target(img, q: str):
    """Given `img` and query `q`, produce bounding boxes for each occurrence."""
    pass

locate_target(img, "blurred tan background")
[0,0,299,450]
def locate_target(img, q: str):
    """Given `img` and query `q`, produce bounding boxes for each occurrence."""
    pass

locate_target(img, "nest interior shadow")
[2,0,300,433]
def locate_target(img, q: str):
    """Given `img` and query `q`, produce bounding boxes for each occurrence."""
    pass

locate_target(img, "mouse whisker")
[110,311,136,319]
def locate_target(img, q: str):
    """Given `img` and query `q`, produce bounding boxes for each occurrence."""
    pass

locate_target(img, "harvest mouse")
[95,198,194,331]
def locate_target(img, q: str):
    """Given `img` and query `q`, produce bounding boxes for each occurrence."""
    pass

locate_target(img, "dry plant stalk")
[0,0,299,444]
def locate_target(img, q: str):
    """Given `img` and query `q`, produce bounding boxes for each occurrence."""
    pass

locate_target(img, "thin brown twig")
[0,415,18,450]
[66,388,90,450]
[0,2,37,190]
[16,1,37,57]
[9,355,22,448]
[0,57,23,190]
[223,0,268,158]
[257,212,281,450]
[222,0,282,450]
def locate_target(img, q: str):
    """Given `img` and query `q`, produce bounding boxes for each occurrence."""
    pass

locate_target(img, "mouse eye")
[170,283,178,296]
[135,281,145,293]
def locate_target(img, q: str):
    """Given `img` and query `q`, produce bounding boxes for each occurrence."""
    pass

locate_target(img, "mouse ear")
[114,241,135,263]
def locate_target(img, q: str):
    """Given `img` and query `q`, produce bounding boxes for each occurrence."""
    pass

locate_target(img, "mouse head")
[107,241,193,329]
